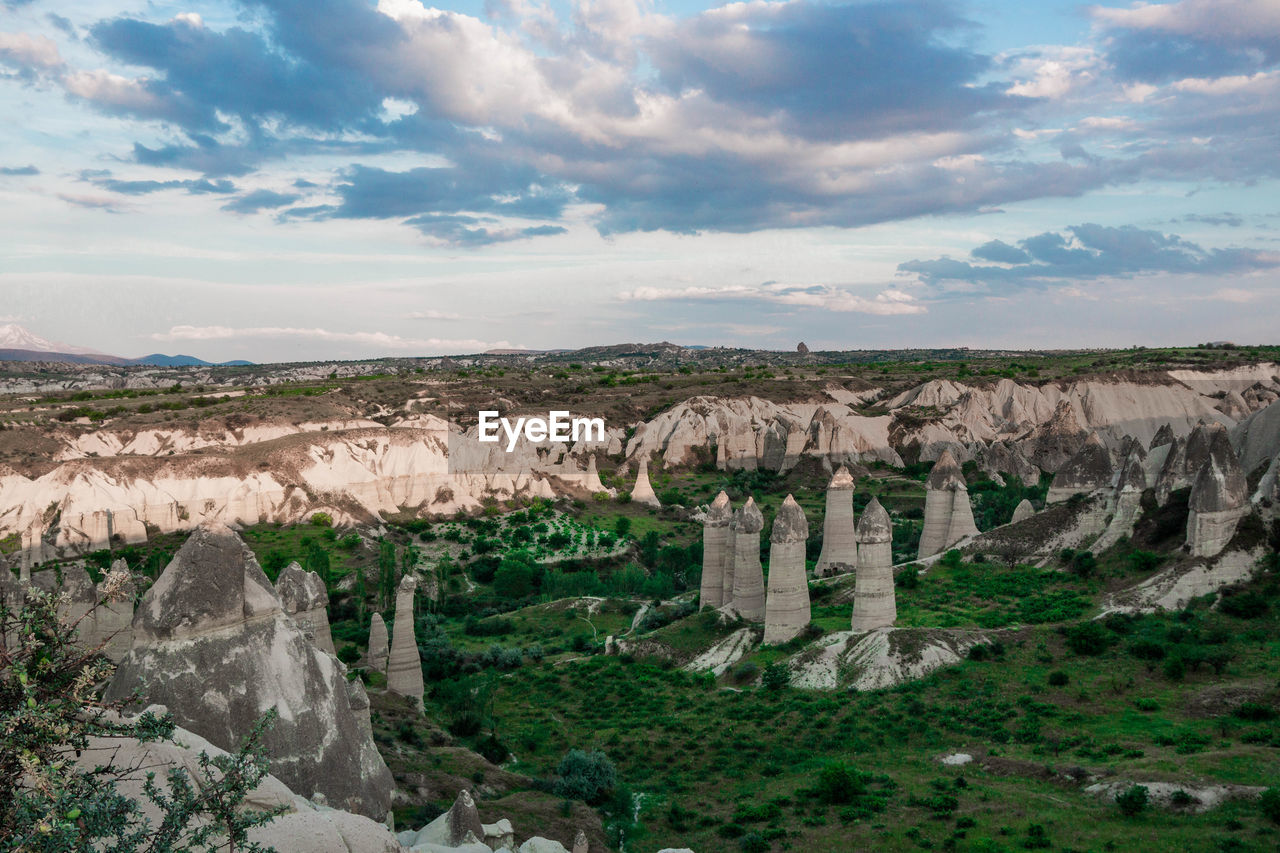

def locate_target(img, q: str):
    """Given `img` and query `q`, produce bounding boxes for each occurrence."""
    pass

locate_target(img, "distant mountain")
[0,324,251,367]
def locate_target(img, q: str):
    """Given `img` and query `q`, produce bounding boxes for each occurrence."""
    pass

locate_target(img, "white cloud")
[0,32,64,70]
[407,309,463,320]
[1090,0,1280,42]
[619,283,926,315]
[150,325,513,353]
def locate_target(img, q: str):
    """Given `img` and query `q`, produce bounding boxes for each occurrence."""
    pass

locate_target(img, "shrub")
[1047,670,1069,687]
[1219,591,1269,619]
[1261,787,1280,823]
[1063,622,1111,656]
[762,663,790,691]
[815,763,869,806]
[1116,784,1149,816]
[554,749,618,805]
[309,511,333,527]
[1163,655,1186,681]
[739,832,768,853]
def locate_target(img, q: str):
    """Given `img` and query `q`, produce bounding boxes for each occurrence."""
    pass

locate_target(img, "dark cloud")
[0,165,39,176]
[900,223,1279,289]
[222,189,300,213]
[326,162,573,223]
[46,14,76,37]
[1181,213,1245,228]
[403,214,567,246]
[87,173,236,195]
[1106,30,1270,83]
[132,139,261,178]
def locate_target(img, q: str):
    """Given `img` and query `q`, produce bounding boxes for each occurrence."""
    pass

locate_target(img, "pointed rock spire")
[918,449,978,558]
[367,612,389,674]
[731,497,766,621]
[1187,428,1248,557]
[852,497,895,632]
[631,457,660,507]
[699,491,731,610]
[1011,498,1035,524]
[584,455,605,493]
[573,829,589,853]
[764,495,810,644]
[275,561,335,655]
[1047,431,1114,503]
[388,575,424,709]
[815,466,857,577]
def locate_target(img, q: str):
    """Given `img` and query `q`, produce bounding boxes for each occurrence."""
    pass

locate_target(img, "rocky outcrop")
[1232,396,1280,476]
[631,457,660,507]
[1187,430,1248,557]
[722,505,739,607]
[1047,432,1113,504]
[788,627,982,691]
[851,497,895,632]
[583,455,605,494]
[31,564,95,644]
[764,495,810,645]
[94,559,136,662]
[1217,390,1251,422]
[104,523,394,818]
[388,575,425,709]
[275,561,335,656]
[1149,423,1175,449]
[367,612,389,674]
[1093,452,1149,553]
[1010,499,1035,524]
[918,450,979,558]
[1024,399,1088,472]
[815,467,857,578]
[730,498,766,621]
[1102,547,1264,613]
[699,491,731,610]
[974,440,1041,487]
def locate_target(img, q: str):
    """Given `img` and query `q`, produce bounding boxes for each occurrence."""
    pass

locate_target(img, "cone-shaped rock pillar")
[388,575,424,709]
[764,495,810,644]
[815,466,857,577]
[918,449,978,558]
[731,498,766,621]
[852,497,895,631]
[1010,499,1035,524]
[275,561,335,655]
[722,502,739,607]
[631,457,660,507]
[584,455,605,493]
[1047,431,1114,503]
[367,612,389,673]
[699,491,731,609]
[1188,429,1248,557]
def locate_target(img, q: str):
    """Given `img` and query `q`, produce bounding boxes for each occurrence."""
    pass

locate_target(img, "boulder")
[276,561,336,655]
[764,495,810,645]
[815,466,857,577]
[388,575,425,709]
[104,523,394,819]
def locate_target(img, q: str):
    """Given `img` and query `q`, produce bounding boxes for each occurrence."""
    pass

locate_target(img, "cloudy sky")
[1,0,1277,362]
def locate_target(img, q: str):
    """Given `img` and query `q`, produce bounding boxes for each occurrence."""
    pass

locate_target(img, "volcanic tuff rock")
[1010,499,1035,524]
[722,504,739,607]
[1023,399,1089,472]
[764,496,810,645]
[388,575,425,709]
[1187,429,1248,558]
[815,466,857,578]
[94,559,136,662]
[275,561,336,655]
[104,523,394,818]
[917,449,979,559]
[31,564,95,644]
[699,491,731,610]
[851,497,895,632]
[367,612,389,674]
[1093,452,1149,553]
[630,457,660,507]
[1232,397,1280,476]
[974,440,1040,487]
[1047,432,1114,503]
[731,498,766,621]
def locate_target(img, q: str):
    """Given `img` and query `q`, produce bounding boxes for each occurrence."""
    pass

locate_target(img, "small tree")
[1116,784,1149,816]
[554,749,618,805]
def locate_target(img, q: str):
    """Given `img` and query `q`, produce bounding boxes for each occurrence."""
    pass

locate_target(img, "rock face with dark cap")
[388,574,425,709]
[699,491,731,610]
[1025,399,1088,472]
[631,457,660,507]
[1010,499,1035,524]
[815,466,857,577]
[975,441,1041,488]
[918,449,979,558]
[1094,451,1149,552]
[104,523,393,819]
[1047,432,1114,503]
[764,495,810,644]
[275,561,335,655]
[851,497,895,632]
[1149,423,1175,450]
[731,498,766,621]
[367,611,389,674]
[1188,429,1249,557]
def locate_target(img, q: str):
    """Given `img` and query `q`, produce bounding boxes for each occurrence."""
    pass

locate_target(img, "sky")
[0,0,1277,362]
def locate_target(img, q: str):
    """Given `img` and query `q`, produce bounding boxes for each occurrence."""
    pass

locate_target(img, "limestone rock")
[1047,432,1113,503]
[104,523,394,818]
[367,612,389,674]
[764,495,810,645]
[1010,499,1035,524]
[631,457,660,507]
[815,466,857,578]
[730,498,766,621]
[1187,429,1248,557]
[388,575,425,709]
[276,561,335,655]
[918,449,979,558]
[851,497,895,632]
[699,491,731,610]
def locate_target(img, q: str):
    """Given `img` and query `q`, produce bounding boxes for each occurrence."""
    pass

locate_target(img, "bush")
[1163,655,1186,681]
[815,763,866,805]
[1116,785,1149,816]
[554,749,618,805]
[1047,670,1069,687]
[762,663,790,691]
[1063,622,1111,656]
[309,511,333,527]
[1261,787,1280,823]
[739,832,769,853]
[1219,591,1269,619]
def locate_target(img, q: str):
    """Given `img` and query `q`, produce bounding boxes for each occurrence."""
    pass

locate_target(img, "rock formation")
[764,495,810,645]
[631,457,660,507]
[388,574,425,709]
[698,491,731,610]
[851,497,895,632]
[275,561,335,655]
[722,504,739,607]
[574,829,589,853]
[94,559,136,662]
[1047,432,1114,504]
[917,449,979,558]
[1093,452,1148,552]
[583,455,605,493]
[1187,430,1248,557]
[1010,499,1035,524]
[1149,422,1175,449]
[730,498,766,621]
[1217,390,1250,421]
[367,611,389,673]
[31,564,96,644]
[975,441,1041,487]
[104,523,394,818]
[815,466,857,577]
[1025,399,1088,472]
